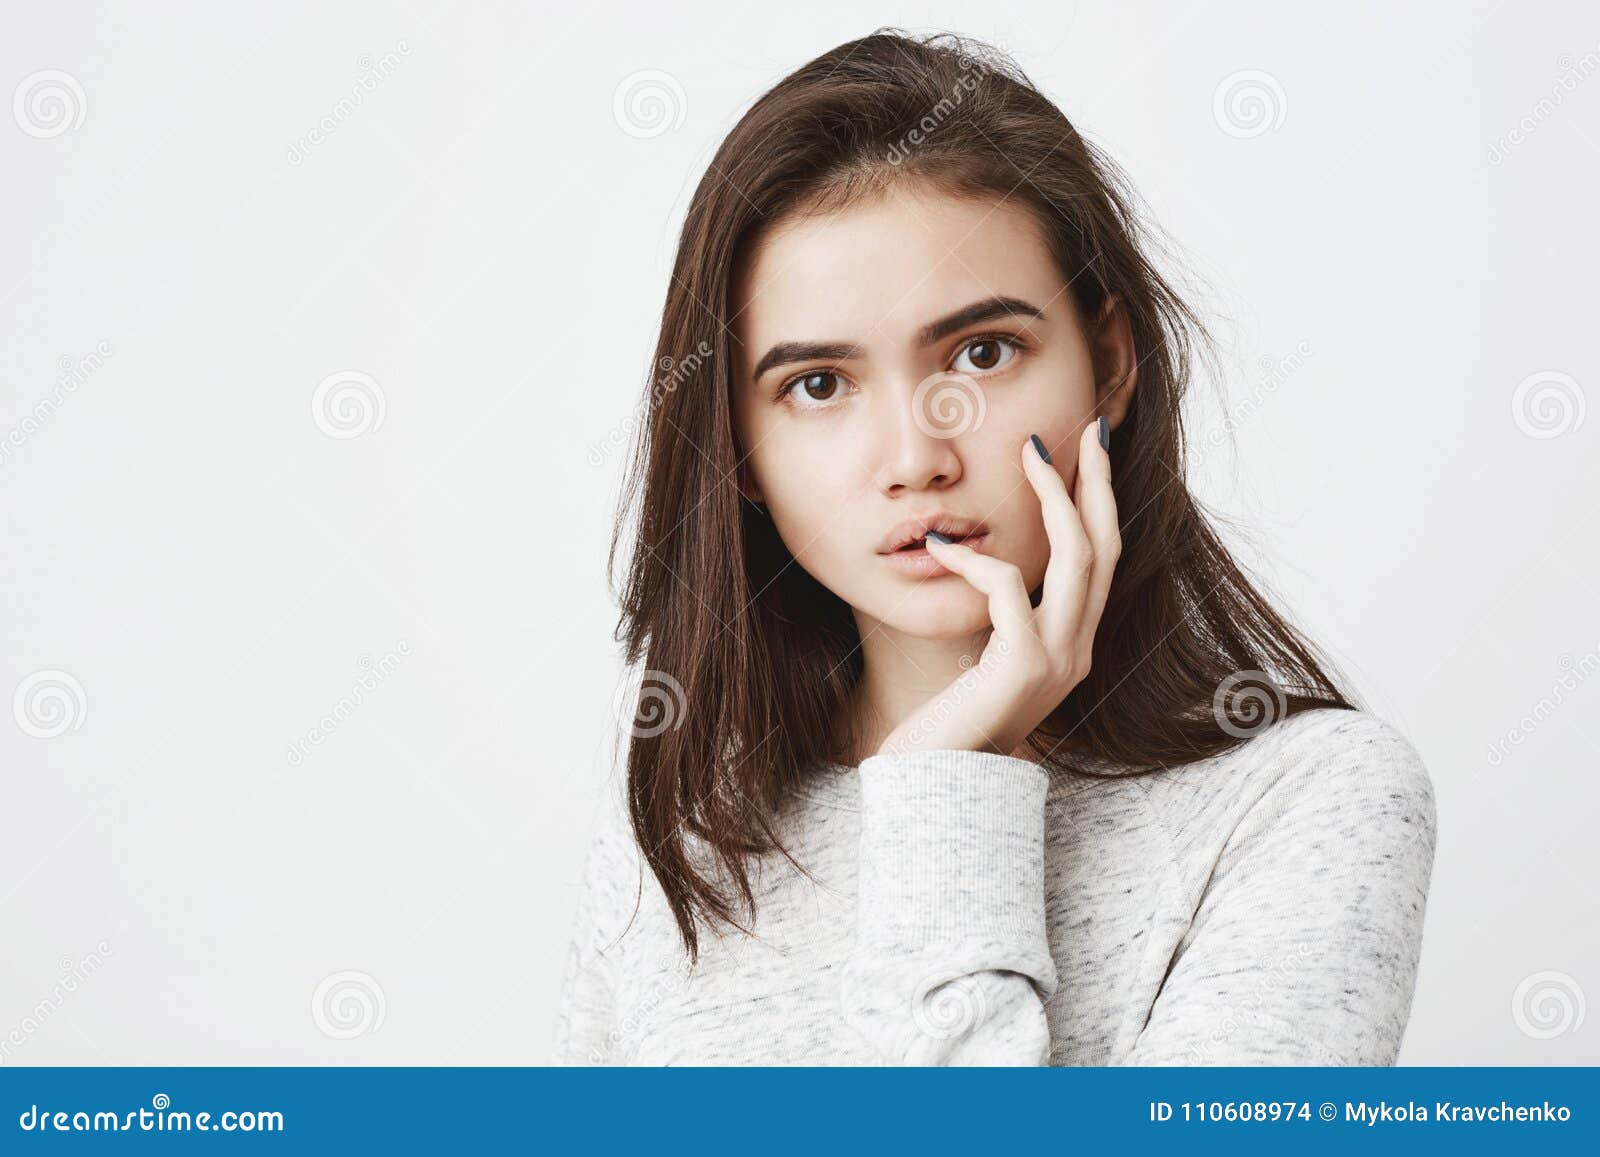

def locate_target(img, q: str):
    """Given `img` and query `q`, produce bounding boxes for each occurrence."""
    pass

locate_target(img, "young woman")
[554,30,1437,1066]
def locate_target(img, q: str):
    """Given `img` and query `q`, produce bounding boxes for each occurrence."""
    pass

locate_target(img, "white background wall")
[2,0,1594,1064]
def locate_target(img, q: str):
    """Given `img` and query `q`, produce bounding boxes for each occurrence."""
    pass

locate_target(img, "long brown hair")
[607,28,1357,962]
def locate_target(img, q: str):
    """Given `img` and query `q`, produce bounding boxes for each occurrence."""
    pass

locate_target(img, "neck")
[841,610,995,763]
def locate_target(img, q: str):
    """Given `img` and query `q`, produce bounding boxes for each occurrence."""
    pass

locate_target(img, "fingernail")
[925,530,953,544]
[1029,433,1053,464]
[1097,415,1110,452]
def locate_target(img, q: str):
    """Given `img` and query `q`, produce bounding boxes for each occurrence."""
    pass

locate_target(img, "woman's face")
[730,184,1113,640]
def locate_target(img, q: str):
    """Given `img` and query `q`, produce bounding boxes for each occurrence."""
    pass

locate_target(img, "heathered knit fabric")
[553,706,1437,1065]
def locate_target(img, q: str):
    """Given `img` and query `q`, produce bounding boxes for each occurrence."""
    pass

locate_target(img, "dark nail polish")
[925,530,953,544]
[1029,433,1053,464]
[1097,415,1110,452]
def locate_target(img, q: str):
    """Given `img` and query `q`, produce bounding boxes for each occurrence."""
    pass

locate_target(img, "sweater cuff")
[854,747,1057,994]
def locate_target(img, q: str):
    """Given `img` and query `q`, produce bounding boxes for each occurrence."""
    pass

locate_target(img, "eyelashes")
[779,369,847,407]
[775,333,1030,410]
[951,333,1021,375]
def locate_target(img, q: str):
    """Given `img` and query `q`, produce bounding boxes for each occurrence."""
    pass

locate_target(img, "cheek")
[755,440,856,561]
[1009,340,1096,415]
[997,362,1095,474]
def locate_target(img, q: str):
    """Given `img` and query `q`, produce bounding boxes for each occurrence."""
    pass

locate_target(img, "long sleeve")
[1124,711,1439,1065]
[838,747,1058,1065]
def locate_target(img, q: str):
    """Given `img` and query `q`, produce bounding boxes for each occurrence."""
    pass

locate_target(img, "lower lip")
[878,532,992,577]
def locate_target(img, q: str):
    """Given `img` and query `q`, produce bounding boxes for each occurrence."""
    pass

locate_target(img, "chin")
[875,590,995,639]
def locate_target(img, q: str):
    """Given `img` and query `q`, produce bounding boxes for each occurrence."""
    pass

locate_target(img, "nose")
[873,374,969,495]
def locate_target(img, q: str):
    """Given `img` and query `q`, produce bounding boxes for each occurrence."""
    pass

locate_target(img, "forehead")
[731,186,1064,356]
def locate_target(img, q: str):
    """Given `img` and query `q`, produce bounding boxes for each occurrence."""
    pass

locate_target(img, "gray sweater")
[553,706,1437,1065]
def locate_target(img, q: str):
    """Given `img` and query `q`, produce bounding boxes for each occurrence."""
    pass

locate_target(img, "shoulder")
[1244,706,1436,829]
[1222,707,1438,876]
[1125,708,1439,1065]
[1136,706,1438,869]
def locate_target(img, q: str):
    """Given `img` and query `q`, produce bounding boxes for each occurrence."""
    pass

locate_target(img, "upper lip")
[877,511,990,553]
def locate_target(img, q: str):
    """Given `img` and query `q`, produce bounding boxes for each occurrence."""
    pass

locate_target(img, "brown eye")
[968,340,1001,369]
[953,336,1020,375]
[785,371,843,406]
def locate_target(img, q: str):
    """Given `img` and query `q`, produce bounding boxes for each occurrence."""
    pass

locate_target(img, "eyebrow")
[749,295,1046,381]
